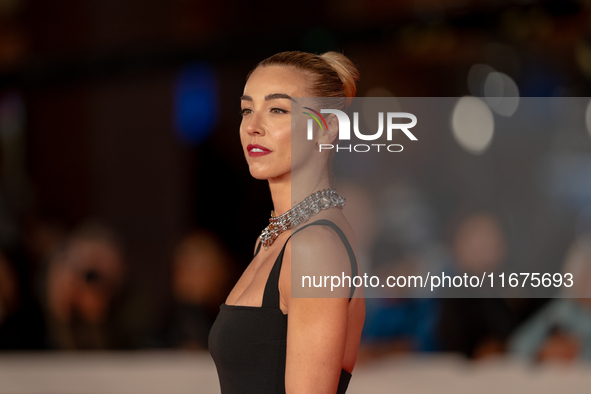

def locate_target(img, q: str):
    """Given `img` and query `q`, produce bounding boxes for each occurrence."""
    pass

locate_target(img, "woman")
[209,51,365,394]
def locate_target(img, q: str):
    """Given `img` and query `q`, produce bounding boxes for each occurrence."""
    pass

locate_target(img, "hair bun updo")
[319,51,360,100]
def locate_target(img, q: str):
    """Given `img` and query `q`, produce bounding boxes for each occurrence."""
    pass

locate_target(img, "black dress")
[208,219,358,394]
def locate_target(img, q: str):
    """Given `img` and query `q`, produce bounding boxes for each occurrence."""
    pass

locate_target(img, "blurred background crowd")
[1,0,591,370]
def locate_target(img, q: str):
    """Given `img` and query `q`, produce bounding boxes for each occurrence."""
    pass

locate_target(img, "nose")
[243,111,265,136]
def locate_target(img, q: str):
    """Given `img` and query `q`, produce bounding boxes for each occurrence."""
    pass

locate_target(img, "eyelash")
[239,108,289,117]
[270,108,288,114]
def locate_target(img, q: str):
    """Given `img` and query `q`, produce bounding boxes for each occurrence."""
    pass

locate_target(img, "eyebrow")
[240,93,297,102]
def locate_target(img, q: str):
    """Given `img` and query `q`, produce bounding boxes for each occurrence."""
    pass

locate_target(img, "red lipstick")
[247,144,272,157]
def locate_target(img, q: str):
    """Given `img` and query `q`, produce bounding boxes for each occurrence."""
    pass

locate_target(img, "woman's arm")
[282,226,353,393]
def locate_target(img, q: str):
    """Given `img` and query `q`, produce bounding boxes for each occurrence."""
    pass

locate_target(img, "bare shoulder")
[280,221,357,302]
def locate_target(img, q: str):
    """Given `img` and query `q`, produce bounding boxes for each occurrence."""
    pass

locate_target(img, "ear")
[317,113,339,145]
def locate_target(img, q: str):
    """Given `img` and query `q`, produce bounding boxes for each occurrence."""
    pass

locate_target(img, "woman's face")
[240,65,318,181]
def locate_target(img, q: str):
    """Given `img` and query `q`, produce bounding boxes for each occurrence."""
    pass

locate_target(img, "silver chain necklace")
[259,188,345,251]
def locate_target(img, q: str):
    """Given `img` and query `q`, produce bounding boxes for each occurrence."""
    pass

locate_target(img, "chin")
[248,165,289,181]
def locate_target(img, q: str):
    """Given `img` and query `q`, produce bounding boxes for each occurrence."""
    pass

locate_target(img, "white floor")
[0,351,590,394]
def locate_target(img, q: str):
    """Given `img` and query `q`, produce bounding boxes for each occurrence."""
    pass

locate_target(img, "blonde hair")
[248,51,359,108]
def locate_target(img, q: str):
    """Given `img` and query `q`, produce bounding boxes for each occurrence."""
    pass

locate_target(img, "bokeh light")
[585,98,591,139]
[174,63,218,146]
[451,96,495,155]
[483,71,520,117]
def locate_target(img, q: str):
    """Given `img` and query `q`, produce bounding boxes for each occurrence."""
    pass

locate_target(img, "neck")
[268,170,331,216]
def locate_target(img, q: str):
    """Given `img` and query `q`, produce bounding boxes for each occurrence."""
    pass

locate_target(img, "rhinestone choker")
[259,188,345,251]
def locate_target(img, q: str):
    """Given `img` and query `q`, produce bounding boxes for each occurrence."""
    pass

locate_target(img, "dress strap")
[261,219,358,309]
[261,235,291,309]
[254,239,262,257]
